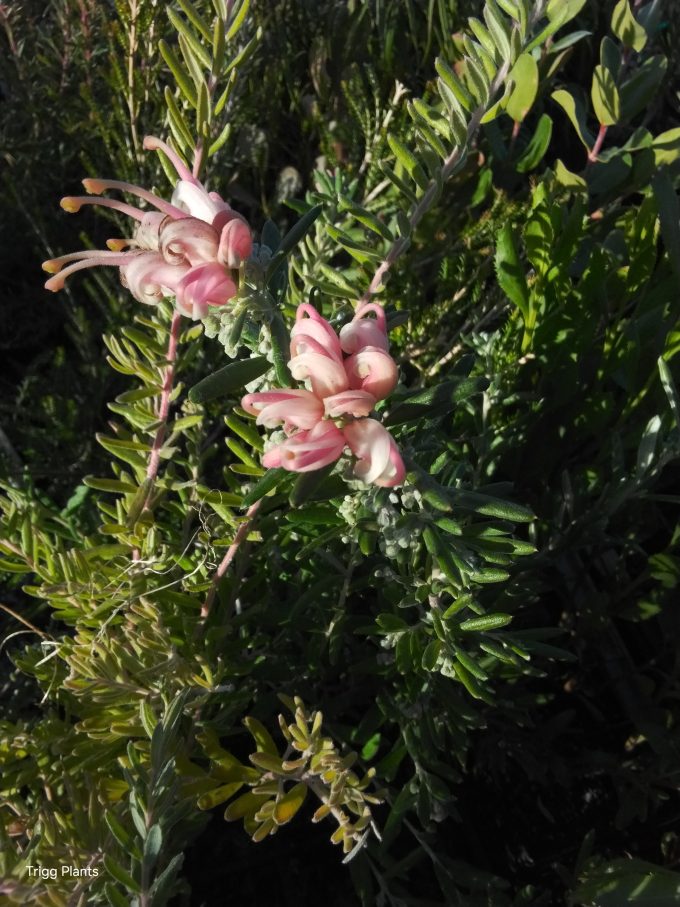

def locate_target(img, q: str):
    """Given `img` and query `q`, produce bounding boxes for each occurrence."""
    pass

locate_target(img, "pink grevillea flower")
[242,303,405,488]
[42,136,252,320]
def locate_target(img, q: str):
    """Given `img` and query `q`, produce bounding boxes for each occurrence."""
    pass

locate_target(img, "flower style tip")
[60,197,83,213]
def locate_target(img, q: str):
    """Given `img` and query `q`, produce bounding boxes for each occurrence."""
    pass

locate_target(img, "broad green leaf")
[620,55,668,123]
[591,65,620,126]
[552,89,595,149]
[611,0,647,51]
[506,54,538,122]
[652,128,680,167]
[546,0,587,20]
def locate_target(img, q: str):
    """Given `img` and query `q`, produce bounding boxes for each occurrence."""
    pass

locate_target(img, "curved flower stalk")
[42,136,252,320]
[242,303,405,488]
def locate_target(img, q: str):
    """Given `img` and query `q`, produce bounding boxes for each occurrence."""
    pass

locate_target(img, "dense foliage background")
[2,0,680,904]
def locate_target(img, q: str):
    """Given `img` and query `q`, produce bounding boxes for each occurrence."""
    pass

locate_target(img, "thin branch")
[201,500,261,619]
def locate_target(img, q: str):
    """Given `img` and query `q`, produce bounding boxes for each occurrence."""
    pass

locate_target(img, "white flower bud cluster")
[376,484,423,561]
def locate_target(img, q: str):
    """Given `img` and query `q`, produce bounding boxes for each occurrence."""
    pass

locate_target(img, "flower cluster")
[42,137,252,320]
[242,303,405,487]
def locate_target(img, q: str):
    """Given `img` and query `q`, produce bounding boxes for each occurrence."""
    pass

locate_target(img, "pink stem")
[201,501,261,619]
[143,311,182,506]
[587,123,608,165]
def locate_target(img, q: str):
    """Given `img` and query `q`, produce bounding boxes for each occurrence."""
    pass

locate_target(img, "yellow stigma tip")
[41,260,60,274]
[60,198,81,213]
[82,179,104,195]
[106,239,128,251]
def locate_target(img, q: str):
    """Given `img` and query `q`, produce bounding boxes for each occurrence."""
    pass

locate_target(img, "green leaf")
[611,0,647,51]
[619,55,668,123]
[652,170,680,284]
[188,357,271,403]
[105,883,130,907]
[591,64,620,126]
[241,468,288,507]
[226,0,251,41]
[652,128,680,167]
[516,113,553,172]
[103,856,140,893]
[422,639,443,671]
[273,782,307,825]
[572,858,680,906]
[197,782,244,809]
[495,223,530,320]
[159,40,198,108]
[658,358,680,432]
[149,854,184,904]
[459,614,513,631]
[267,204,323,279]
[386,135,429,190]
[506,53,538,123]
[552,89,595,148]
[384,377,488,426]
[142,824,163,871]
[244,716,279,756]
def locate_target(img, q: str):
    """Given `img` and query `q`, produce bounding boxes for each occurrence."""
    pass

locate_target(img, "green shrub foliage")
[1,1,680,904]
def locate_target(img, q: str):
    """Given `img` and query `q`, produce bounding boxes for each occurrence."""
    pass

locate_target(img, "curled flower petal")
[323,389,376,419]
[345,346,398,401]
[339,302,390,354]
[262,422,346,473]
[120,252,188,305]
[171,180,231,225]
[133,212,166,251]
[217,216,253,268]
[290,303,343,362]
[160,217,219,266]
[343,418,405,487]
[289,350,349,398]
[241,389,323,431]
[175,262,237,320]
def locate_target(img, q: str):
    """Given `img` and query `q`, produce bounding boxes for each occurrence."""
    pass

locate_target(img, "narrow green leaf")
[241,468,288,507]
[175,0,212,41]
[516,113,553,172]
[103,856,140,893]
[495,223,530,320]
[226,0,251,41]
[159,39,198,107]
[188,357,270,403]
[460,614,513,631]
